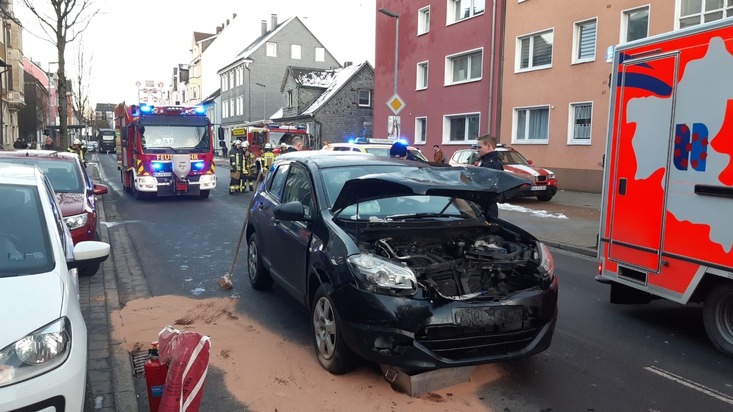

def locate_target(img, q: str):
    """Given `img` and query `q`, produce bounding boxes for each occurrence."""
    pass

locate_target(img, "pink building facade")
[374,0,504,156]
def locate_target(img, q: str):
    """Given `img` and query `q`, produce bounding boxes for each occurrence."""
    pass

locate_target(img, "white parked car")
[0,164,110,411]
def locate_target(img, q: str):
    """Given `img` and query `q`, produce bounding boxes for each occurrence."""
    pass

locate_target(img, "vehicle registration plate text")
[530,185,547,191]
[453,306,524,329]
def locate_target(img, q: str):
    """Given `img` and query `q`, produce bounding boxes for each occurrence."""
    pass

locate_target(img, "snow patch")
[499,203,569,219]
[190,287,206,296]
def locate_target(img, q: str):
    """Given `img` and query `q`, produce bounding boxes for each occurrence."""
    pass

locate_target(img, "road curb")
[540,238,597,258]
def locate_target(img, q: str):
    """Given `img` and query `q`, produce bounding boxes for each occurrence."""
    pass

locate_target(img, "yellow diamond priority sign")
[387,94,405,115]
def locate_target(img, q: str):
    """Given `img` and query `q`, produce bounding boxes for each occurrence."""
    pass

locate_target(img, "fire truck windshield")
[142,125,210,152]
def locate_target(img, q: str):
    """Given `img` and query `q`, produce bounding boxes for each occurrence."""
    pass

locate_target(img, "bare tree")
[71,38,93,131]
[19,0,99,148]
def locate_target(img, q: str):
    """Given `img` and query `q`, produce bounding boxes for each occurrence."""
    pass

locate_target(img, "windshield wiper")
[386,212,461,220]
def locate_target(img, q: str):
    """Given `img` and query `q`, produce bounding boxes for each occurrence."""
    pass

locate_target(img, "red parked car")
[0,150,108,275]
[448,144,558,201]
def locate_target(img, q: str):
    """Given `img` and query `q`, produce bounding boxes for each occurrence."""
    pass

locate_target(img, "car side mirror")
[93,184,109,196]
[274,201,308,221]
[527,160,533,165]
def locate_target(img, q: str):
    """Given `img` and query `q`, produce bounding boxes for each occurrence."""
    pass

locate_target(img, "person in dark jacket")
[282,137,303,154]
[476,134,504,219]
[42,137,63,151]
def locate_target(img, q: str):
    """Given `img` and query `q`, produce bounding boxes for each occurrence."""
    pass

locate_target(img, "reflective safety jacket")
[262,151,276,171]
[242,150,257,176]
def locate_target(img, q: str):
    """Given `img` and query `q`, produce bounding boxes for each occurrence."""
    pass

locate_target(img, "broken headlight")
[347,253,417,296]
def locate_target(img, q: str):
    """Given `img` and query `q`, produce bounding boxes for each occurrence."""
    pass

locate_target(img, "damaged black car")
[244,151,558,374]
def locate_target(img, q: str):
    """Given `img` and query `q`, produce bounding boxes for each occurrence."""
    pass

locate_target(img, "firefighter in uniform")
[259,143,277,180]
[240,141,257,192]
[68,139,88,167]
[229,140,243,194]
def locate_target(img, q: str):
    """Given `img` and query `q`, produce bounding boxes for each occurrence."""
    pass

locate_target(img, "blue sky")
[17,0,376,105]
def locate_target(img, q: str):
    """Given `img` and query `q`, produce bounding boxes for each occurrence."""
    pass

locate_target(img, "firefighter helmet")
[242,141,249,148]
[73,139,82,145]
[280,142,287,148]
[234,140,242,146]
[264,143,272,150]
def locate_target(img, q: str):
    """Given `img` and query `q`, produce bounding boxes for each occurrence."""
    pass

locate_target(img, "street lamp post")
[255,82,266,122]
[378,7,400,97]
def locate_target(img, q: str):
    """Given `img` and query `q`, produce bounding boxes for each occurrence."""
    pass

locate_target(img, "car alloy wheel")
[310,284,353,374]
[247,236,272,290]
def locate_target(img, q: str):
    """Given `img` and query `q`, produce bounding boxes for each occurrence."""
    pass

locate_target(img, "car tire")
[537,194,554,201]
[311,283,354,374]
[247,235,273,291]
[199,190,210,199]
[703,282,733,356]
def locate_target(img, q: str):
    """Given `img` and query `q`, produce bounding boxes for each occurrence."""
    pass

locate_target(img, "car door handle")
[257,202,264,210]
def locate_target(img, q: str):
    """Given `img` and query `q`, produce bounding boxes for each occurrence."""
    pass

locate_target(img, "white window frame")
[266,42,277,57]
[444,47,483,86]
[237,67,244,86]
[237,96,244,116]
[567,101,593,145]
[287,90,293,108]
[677,0,733,29]
[415,117,427,144]
[512,105,550,144]
[447,0,485,25]
[358,90,371,107]
[228,72,234,87]
[291,44,302,59]
[573,18,597,64]
[416,61,429,90]
[315,47,325,62]
[620,5,650,43]
[418,6,430,35]
[442,112,481,144]
[222,101,229,118]
[221,74,228,91]
[516,29,554,72]
[229,99,234,118]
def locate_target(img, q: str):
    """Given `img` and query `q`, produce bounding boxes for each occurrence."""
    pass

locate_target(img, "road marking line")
[644,365,733,405]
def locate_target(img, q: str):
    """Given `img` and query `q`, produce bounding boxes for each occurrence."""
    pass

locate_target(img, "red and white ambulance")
[597,18,733,356]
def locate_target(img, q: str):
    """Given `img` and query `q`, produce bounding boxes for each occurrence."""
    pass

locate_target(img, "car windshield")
[362,147,429,162]
[142,125,210,151]
[0,184,54,276]
[339,195,479,221]
[321,165,411,207]
[498,150,531,165]
[0,159,83,193]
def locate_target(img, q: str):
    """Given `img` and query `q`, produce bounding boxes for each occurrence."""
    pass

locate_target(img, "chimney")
[344,61,352,67]
[271,14,278,30]
[233,13,237,19]
[226,19,230,26]
[216,25,222,34]
[261,20,267,36]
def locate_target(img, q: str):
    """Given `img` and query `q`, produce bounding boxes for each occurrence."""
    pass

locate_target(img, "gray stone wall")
[315,66,374,143]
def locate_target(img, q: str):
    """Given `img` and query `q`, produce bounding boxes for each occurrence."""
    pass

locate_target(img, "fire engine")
[231,122,311,157]
[115,102,217,199]
[596,18,733,356]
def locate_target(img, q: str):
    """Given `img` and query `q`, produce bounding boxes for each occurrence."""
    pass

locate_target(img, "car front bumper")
[331,276,558,371]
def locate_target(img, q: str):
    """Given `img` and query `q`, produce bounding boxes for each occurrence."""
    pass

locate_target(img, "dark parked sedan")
[245,152,558,374]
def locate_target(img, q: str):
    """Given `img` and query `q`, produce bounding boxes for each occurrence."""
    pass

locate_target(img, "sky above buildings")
[17,0,376,105]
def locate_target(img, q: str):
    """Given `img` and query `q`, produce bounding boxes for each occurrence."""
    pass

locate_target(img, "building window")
[418,6,430,35]
[230,99,234,118]
[514,106,550,143]
[221,75,228,91]
[228,72,234,88]
[416,61,429,90]
[415,117,427,144]
[622,6,649,43]
[573,19,597,63]
[569,102,592,144]
[291,44,302,59]
[679,0,733,28]
[266,42,277,57]
[237,67,244,86]
[446,49,482,84]
[358,90,371,107]
[315,47,325,61]
[444,113,480,142]
[223,102,228,118]
[448,0,485,24]
[237,96,244,115]
[517,29,553,71]
[287,90,293,108]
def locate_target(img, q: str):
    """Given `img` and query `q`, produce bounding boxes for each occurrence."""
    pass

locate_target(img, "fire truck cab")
[115,103,217,199]
[597,19,733,356]
[231,122,311,158]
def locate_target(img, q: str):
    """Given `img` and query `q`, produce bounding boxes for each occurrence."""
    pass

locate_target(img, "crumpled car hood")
[332,166,530,212]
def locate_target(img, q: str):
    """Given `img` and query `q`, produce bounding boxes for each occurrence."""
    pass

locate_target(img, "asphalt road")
[94,153,733,411]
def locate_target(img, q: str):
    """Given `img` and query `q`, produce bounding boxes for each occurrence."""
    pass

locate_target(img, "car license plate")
[530,185,547,191]
[453,306,524,328]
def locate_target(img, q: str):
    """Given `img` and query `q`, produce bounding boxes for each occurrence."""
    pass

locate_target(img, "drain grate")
[130,351,148,377]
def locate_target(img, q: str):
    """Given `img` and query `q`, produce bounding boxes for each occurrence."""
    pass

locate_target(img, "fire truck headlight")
[63,213,88,231]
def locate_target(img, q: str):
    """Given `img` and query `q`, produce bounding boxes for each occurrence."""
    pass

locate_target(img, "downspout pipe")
[487,0,498,136]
